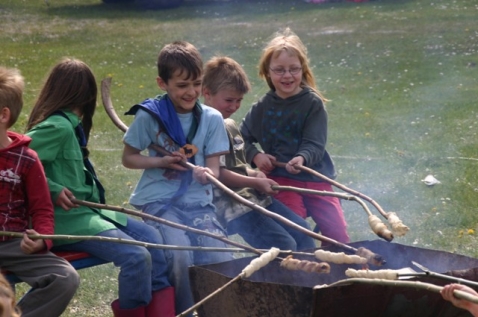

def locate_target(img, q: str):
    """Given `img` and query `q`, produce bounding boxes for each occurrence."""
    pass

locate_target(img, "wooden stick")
[271,185,373,216]
[177,247,280,317]
[272,161,410,237]
[272,186,394,242]
[316,278,478,304]
[0,231,247,253]
[100,77,363,255]
[273,161,389,218]
[177,275,242,317]
[72,199,262,256]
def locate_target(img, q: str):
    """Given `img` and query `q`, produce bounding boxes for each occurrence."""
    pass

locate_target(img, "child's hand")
[253,153,276,174]
[253,177,279,195]
[21,229,46,254]
[193,166,213,185]
[441,283,478,313]
[162,151,188,171]
[254,171,268,179]
[55,188,79,211]
[286,156,304,174]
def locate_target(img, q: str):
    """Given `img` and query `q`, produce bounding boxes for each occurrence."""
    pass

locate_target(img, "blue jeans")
[142,202,233,317]
[228,198,316,251]
[54,217,170,309]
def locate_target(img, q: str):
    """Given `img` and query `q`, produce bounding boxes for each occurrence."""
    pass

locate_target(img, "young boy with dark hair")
[122,41,232,316]
[0,66,79,317]
[202,56,316,251]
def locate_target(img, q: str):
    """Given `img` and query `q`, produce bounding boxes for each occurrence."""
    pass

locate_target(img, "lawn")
[1,0,477,315]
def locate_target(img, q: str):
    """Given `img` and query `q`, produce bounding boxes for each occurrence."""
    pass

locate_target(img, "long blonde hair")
[258,27,327,102]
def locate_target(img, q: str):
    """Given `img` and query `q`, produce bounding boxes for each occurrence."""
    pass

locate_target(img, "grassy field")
[1,0,477,315]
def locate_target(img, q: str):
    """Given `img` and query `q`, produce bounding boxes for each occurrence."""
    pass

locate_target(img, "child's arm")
[21,229,46,254]
[240,109,277,173]
[193,156,221,184]
[219,168,278,195]
[296,99,328,167]
[27,123,69,204]
[122,143,187,171]
[24,151,54,251]
[441,284,478,316]
[252,153,276,174]
[285,155,305,175]
[55,187,79,211]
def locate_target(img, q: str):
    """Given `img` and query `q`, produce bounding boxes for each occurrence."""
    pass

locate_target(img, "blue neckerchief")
[52,111,106,204]
[125,95,202,207]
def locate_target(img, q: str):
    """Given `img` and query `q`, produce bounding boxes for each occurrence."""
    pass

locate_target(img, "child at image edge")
[0,273,20,317]
[122,41,232,317]
[202,56,316,251]
[26,59,175,317]
[239,28,350,246]
[0,66,79,317]
[441,283,478,316]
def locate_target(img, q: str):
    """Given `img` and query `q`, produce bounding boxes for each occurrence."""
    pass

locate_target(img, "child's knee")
[56,265,80,294]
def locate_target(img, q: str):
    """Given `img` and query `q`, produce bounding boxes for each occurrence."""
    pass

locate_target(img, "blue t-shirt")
[123,105,229,206]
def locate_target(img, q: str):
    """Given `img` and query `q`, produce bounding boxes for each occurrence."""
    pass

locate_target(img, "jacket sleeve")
[27,123,69,203]
[26,151,55,250]
[296,98,328,167]
[239,105,262,167]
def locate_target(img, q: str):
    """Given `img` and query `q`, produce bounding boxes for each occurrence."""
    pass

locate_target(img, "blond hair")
[0,274,21,317]
[0,66,24,127]
[258,28,327,102]
[203,56,251,95]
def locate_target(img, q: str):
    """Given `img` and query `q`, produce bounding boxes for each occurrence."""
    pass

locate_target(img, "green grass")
[2,0,478,315]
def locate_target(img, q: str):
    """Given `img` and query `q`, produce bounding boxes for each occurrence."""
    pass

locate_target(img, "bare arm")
[122,143,187,171]
[441,284,478,316]
[205,155,221,178]
[219,168,278,195]
[193,155,222,184]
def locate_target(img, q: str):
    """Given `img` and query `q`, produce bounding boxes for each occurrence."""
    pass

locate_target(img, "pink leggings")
[269,176,350,246]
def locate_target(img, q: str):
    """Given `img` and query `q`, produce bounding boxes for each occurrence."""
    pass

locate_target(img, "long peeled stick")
[101,77,367,256]
[72,199,261,255]
[346,267,478,288]
[272,185,394,242]
[0,230,243,253]
[315,278,478,305]
[177,248,281,317]
[273,161,409,237]
[273,161,387,217]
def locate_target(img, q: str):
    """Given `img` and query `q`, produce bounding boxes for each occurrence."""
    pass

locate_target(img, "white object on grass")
[421,175,441,186]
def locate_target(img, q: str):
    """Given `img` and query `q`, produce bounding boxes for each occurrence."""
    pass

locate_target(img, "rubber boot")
[111,299,146,317]
[145,286,176,317]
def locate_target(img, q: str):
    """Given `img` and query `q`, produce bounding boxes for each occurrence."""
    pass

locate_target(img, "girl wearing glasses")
[239,28,350,246]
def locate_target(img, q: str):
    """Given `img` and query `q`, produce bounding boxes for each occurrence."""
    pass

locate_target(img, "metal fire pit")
[189,240,478,317]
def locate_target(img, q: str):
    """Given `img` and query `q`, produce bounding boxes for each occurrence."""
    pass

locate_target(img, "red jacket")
[0,131,54,250]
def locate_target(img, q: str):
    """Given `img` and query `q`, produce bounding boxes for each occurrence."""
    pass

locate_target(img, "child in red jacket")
[0,66,79,317]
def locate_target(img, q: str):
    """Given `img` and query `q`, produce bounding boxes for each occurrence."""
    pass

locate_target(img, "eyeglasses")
[269,67,302,76]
